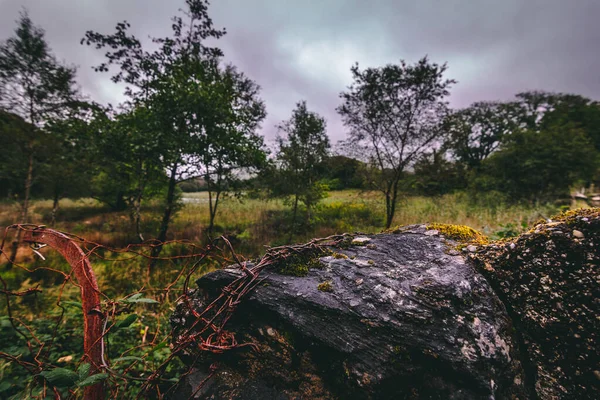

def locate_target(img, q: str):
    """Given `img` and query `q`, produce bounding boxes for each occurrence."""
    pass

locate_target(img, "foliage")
[0,11,78,125]
[538,94,600,152]
[322,155,366,189]
[183,61,268,235]
[0,110,40,198]
[473,126,597,202]
[82,0,231,249]
[337,56,455,228]
[444,101,519,169]
[269,101,330,226]
[411,149,467,196]
[0,11,80,225]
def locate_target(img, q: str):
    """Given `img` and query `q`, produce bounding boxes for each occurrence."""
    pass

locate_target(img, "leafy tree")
[539,95,600,152]
[474,125,598,202]
[272,101,330,227]
[87,106,168,240]
[444,101,519,169]
[82,0,226,251]
[514,90,558,129]
[0,10,79,226]
[0,110,38,199]
[322,155,365,189]
[514,91,600,136]
[41,105,100,225]
[337,57,455,228]
[412,150,466,196]
[186,62,267,236]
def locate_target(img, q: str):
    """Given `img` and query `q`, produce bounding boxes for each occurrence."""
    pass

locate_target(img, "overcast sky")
[1,0,599,143]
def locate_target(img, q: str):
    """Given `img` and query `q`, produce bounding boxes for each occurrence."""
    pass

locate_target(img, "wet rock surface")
[473,210,600,399]
[171,225,527,399]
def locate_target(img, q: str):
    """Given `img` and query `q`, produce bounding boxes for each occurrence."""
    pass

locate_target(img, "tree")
[0,11,79,262]
[82,0,226,253]
[412,149,466,196]
[475,125,598,202]
[444,101,519,169]
[322,155,365,189]
[0,11,78,222]
[0,110,38,199]
[272,101,330,228]
[41,105,99,225]
[186,62,267,236]
[513,90,558,129]
[538,95,600,152]
[84,106,169,241]
[337,57,455,228]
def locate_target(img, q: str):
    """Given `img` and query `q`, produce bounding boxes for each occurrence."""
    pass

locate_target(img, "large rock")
[473,210,599,399]
[171,225,527,399]
[171,210,599,399]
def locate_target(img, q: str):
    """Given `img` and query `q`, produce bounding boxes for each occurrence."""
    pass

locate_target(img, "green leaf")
[152,341,168,352]
[115,314,137,329]
[0,381,12,393]
[61,301,82,309]
[0,317,12,329]
[40,368,79,387]
[77,373,109,388]
[77,363,90,380]
[122,293,143,302]
[112,356,144,364]
[129,298,159,304]
[122,293,158,304]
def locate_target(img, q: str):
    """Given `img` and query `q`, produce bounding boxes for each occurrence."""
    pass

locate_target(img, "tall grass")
[0,190,581,260]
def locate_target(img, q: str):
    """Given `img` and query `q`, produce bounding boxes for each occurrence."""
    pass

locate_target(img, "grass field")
[0,190,588,398]
[0,190,577,260]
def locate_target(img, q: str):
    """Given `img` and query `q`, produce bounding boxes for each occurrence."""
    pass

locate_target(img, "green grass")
[0,190,580,260]
[0,189,588,398]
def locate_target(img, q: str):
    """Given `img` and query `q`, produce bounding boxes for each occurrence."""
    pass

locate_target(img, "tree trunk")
[132,162,147,242]
[150,163,178,263]
[51,190,60,227]
[289,194,299,242]
[9,149,34,264]
[207,189,221,238]
[115,191,127,212]
[385,192,394,230]
[384,179,400,230]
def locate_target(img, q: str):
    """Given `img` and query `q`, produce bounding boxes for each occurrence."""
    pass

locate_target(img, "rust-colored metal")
[23,227,104,400]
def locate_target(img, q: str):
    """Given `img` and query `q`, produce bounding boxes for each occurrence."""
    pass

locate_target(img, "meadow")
[0,190,583,398]
[0,190,573,261]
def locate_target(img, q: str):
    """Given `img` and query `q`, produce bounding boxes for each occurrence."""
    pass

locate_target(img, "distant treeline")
[2,1,599,242]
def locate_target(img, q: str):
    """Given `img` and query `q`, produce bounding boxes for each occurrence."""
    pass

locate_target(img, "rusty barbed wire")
[0,223,348,399]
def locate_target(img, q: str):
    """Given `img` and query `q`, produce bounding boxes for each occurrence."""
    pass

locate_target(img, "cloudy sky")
[1,0,599,143]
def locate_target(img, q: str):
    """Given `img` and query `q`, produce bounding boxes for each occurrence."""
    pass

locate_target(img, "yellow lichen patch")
[332,252,349,260]
[317,281,333,292]
[427,223,488,245]
[383,226,410,234]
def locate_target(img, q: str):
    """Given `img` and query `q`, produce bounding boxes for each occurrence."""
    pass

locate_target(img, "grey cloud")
[1,0,599,143]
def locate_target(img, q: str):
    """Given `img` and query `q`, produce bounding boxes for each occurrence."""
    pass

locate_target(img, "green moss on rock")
[317,281,333,292]
[427,223,487,242]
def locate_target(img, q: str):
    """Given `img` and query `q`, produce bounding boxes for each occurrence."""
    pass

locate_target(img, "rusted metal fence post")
[23,227,104,400]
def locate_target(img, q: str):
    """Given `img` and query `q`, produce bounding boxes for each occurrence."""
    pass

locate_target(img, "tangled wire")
[0,224,346,399]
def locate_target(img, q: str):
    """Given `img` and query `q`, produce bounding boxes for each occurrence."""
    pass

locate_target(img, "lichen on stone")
[331,252,348,260]
[273,247,331,277]
[317,281,333,292]
[472,207,599,399]
[427,223,486,242]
